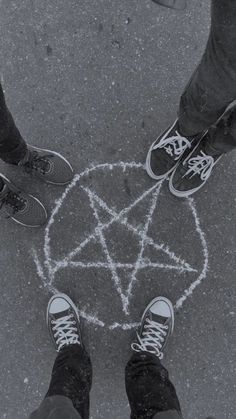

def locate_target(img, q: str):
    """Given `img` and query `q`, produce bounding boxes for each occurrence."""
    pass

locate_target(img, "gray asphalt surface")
[0,1,235,418]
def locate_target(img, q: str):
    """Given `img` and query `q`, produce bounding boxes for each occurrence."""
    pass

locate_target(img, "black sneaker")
[19,145,74,185]
[0,174,47,227]
[131,297,174,359]
[47,293,82,352]
[169,133,221,197]
[146,120,201,181]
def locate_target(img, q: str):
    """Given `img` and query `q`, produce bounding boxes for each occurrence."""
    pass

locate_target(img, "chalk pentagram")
[33,162,209,330]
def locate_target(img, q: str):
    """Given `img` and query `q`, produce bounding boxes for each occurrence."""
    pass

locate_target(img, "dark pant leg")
[0,83,27,164]
[178,0,236,147]
[125,352,182,419]
[29,395,82,419]
[30,345,92,419]
[205,101,236,154]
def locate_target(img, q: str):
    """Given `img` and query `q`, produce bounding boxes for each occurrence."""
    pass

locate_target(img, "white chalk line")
[80,185,194,272]
[43,162,144,278]
[65,261,194,271]
[86,187,128,314]
[175,198,209,310]
[77,309,105,328]
[61,181,160,266]
[109,322,140,331]
[32,162,209,330]
[124,184,162,312]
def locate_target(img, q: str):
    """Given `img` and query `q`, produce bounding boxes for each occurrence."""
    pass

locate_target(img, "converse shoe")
[47,293,82,352]
[131,297,174,359]
[169,133,221,197]
[0,174,47,227]
[146,120,201,181]
[19,145,73,185]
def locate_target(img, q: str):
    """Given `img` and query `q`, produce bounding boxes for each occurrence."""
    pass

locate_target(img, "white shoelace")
[153,131,191,161]
[184,151,215,181]
[51,314,80,351]
[131,318,168,359]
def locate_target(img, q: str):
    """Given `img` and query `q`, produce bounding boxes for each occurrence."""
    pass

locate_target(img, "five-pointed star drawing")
[52,181,196,315]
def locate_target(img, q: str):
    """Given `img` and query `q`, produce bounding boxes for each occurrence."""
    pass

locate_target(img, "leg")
[126,297,183,419]
[45,345,92,419]
[0,83,27,164]
[178,0,236,139]
[30,345,92,419]
[29,294,92,419]
[29,395,81,419]
[0,82,73,184]
[126,352,182,419]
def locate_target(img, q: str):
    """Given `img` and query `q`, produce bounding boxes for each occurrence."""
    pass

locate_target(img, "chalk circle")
[34,162,209,331]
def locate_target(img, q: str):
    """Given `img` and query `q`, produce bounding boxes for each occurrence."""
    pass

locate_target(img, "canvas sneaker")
[47,293,82,352]
[19,145,73,185]
[131,297,174,359]
[0,174,47,227]
[146,120,202,181]
[169,132,221,197]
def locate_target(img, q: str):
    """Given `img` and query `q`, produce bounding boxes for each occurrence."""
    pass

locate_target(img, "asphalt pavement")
[0,1,235,418]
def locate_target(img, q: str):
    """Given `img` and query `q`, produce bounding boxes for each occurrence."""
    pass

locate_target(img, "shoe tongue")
[150,311,168,326]
[20,150,50,172]
[52,309,70,321]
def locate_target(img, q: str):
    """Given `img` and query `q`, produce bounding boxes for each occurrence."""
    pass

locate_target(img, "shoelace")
[23,151,53,175]
[51,314,80,351]
[153,131,191,161]
[184,151,215,181]
[0,190,26,214]
[131,318,168,359]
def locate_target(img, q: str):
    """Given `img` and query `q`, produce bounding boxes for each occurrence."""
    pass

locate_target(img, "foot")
[0,174,47,227]
[131,297,174,359]
[146,119,201,181]
[19,145,74,185]
[169,133,221,197]
[47,293,82,352]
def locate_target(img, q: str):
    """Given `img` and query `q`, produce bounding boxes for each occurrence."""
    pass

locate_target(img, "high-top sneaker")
[131,297,174,359]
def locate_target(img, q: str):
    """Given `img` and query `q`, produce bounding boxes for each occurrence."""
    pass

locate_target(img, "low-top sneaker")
[0,174,47,227]
[146,120,202,181]
[19,145,73,185]
[169,133,221,197]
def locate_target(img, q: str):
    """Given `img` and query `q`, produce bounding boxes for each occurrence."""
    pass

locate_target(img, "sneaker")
[0,174,47,227]
[146,119,201,181]
[19,145,74,185]
[47,293,82,352]
[169,133,221,197]
[131,297,174,359]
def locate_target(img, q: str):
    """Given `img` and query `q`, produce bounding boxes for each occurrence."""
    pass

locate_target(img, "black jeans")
[178,0,236,154]
[29,346,182,419]
[0,83,26,165]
